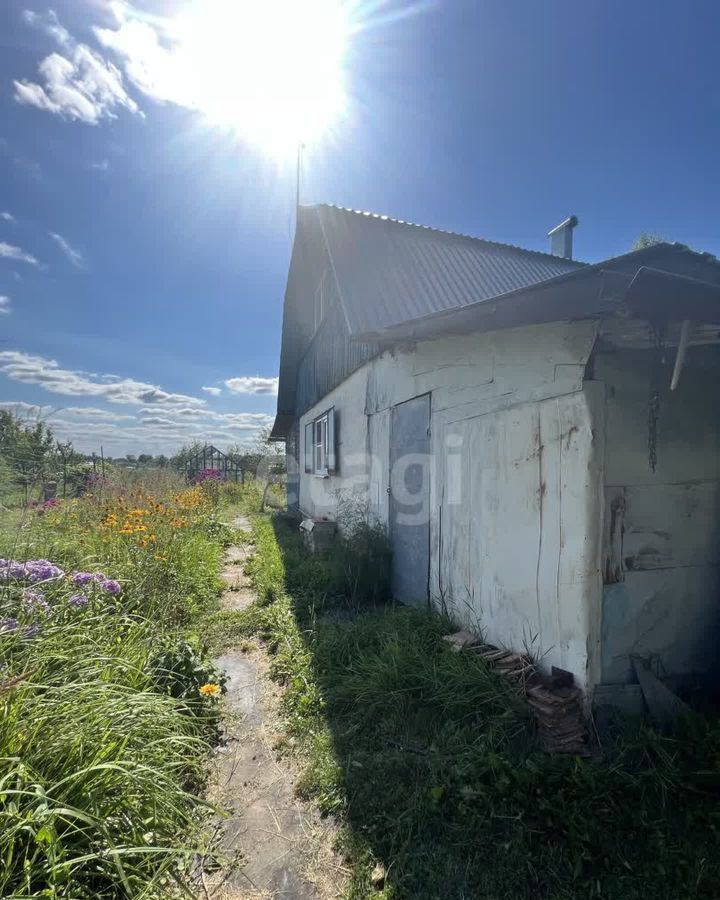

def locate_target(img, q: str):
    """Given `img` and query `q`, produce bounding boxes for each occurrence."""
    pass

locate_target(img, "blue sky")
[1,0,719,455]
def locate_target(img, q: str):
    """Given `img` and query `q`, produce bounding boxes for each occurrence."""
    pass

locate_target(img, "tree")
[632,232,666,251]
[55,440,84,498]
[170,441,205,473]
[252,425,286,478]
[0,410,59,502]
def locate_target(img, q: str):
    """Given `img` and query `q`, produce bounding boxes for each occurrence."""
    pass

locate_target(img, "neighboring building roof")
[314,204,585,338]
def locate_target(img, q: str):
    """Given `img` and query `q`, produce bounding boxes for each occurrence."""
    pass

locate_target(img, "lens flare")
[172,0,348,157]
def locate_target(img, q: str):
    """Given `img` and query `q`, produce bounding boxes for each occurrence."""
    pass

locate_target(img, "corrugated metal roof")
[314,205,586,338]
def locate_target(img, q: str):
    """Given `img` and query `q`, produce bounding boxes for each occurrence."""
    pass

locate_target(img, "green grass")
[214,512,720,900]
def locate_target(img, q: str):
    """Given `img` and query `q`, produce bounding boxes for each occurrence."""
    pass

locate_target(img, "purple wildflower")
[193,468,225,484]
[1,559,65,583]
[23,624,41,639]
[68,592,89,608]
[22,589,51,615]
[72,572,95,586]
[100,579,121,595]
[28,566,55,583]
[92,572,107,582]
[0,618,19,634]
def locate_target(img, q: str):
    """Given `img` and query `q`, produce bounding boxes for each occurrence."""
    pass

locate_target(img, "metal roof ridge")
[308,202,588,266]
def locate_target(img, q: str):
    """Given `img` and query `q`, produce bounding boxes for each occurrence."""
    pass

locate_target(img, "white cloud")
[0,401,134,422]
[49,231,85,268]
[0,350,205,407]
[59,406,136,421]
[94,14,188,109]
[0,347,274,455]
[138,407,272,427]
[138,416,177,427]
[22,9,72,48]
[201,385,222,395]
[0,242,39,266]
[1,211,15,222]
[0,296,10,315]
[48,409,267,456]
[90,158,110,171]
[224,376,278,395]
[14,12,142,124]
[0,401,47,419]
[219,412,273,426]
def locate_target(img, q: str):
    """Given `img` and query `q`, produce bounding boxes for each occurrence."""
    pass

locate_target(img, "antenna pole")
[296,142,305,212]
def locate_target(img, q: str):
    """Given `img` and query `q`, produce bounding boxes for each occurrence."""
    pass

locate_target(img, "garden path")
[202,516,341,900]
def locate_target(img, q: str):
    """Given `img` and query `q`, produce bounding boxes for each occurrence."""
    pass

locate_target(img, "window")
[304,407,336,475]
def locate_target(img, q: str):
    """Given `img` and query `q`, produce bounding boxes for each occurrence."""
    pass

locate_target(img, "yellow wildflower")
[199,683,221,698]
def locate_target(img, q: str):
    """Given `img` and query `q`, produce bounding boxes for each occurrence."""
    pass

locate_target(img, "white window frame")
[314,414,328,475]
[304,407,336,477]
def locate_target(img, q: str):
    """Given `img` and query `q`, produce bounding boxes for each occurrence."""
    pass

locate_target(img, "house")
[271,204,720,704]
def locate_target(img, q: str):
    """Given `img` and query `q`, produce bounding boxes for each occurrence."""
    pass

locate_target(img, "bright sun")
[174,0,349,157]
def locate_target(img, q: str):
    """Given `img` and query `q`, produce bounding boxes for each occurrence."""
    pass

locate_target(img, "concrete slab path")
[202,515,343,900]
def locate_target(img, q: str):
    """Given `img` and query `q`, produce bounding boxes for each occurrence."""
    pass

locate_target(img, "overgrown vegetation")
[0,471,235,898]
[0,410,89,506]
[211,508,720,900]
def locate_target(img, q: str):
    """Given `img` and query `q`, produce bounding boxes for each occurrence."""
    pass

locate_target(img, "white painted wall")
[297,319,604,690]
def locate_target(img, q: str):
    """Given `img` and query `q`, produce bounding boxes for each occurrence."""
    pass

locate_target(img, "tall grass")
[0,475,235,898]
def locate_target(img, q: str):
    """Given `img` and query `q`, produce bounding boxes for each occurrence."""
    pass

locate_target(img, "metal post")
[296,142,305,212]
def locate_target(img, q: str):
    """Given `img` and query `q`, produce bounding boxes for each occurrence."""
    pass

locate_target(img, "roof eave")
[269,412,294,441]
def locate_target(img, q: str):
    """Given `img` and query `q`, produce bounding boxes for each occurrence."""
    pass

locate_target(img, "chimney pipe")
[547,215,578,259]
